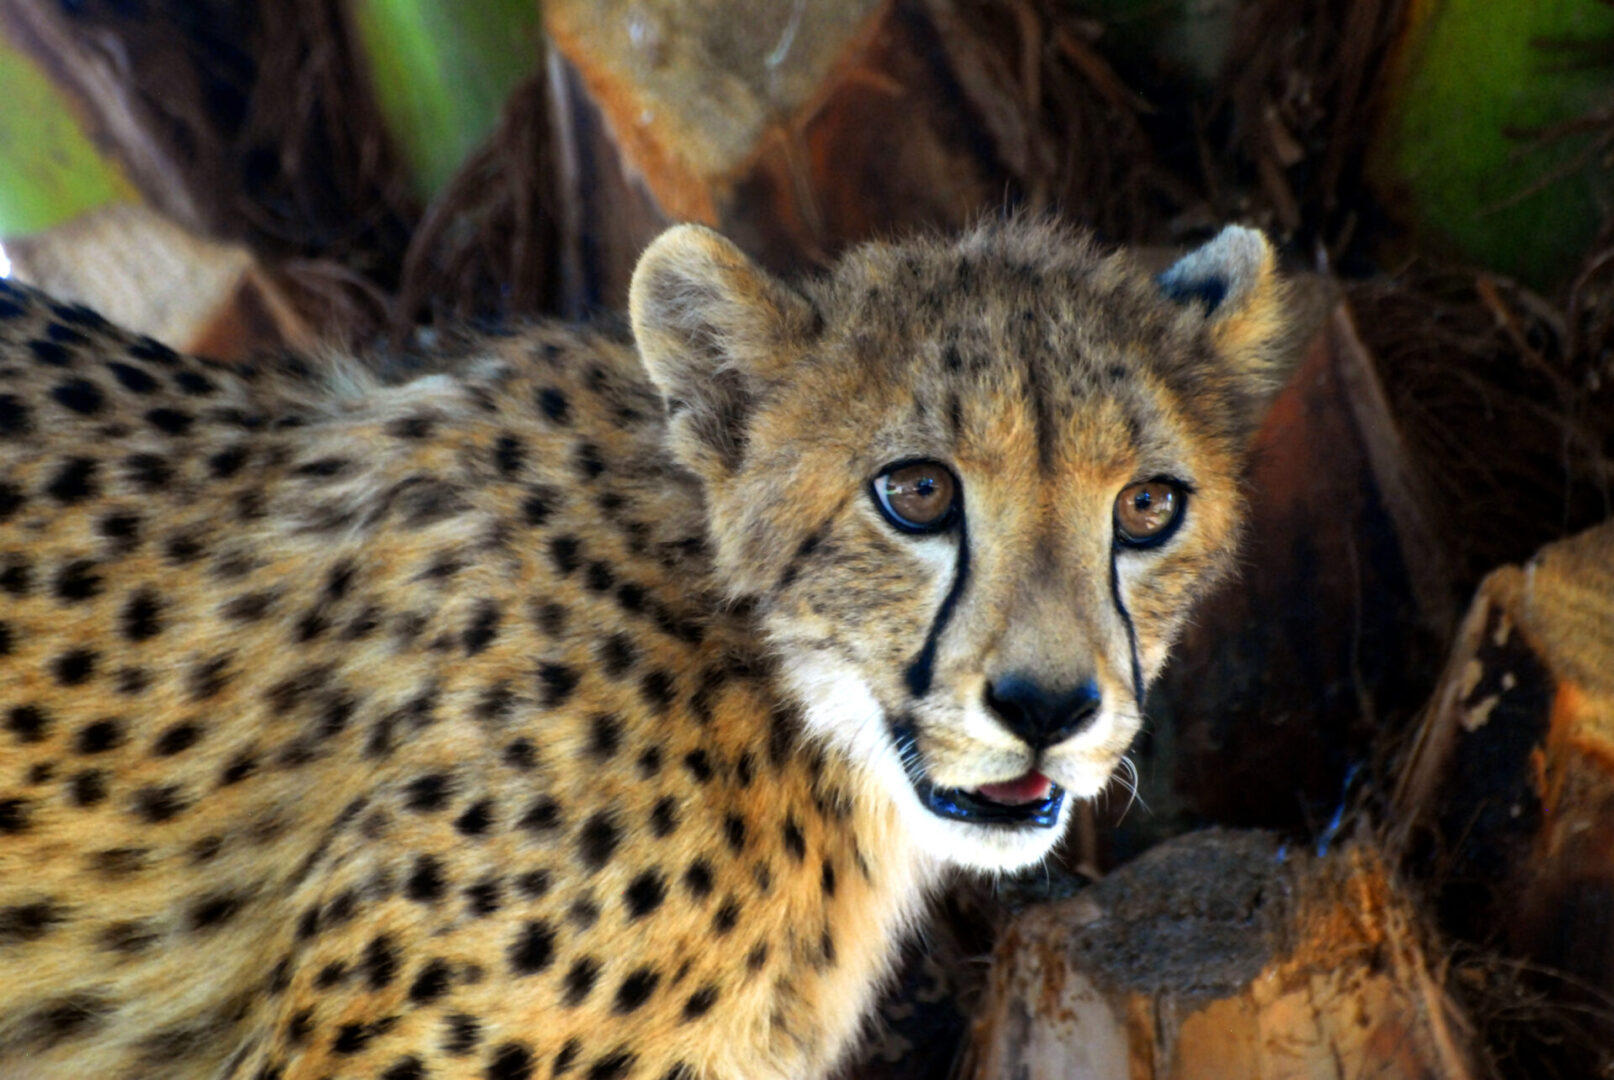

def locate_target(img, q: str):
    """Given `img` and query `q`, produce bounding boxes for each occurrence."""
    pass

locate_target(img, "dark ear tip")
[1157,272,1228,313]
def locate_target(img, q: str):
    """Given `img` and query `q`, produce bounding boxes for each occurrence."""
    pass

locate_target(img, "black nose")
[984,675,1102,749]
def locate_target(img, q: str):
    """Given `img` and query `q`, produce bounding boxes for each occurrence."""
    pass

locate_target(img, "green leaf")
[351,0,544,199]
[1374,0,1614,289]
[0,35,134,237]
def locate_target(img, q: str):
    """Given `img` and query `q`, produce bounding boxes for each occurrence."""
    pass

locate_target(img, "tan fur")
[0,219,1287,1079]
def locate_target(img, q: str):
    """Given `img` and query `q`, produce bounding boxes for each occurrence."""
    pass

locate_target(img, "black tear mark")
[1108,548,1144,709]
[902,516,971,699]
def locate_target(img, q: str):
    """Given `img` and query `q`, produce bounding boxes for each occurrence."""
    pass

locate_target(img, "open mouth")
[891,722,1065,828]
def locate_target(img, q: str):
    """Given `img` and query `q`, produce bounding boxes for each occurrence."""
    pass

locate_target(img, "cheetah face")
[632,220,1290,872]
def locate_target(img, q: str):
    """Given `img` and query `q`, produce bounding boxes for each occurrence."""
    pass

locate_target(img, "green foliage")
[1376,0,1614,289]
[0,36,133,237]
[351,0,544,199]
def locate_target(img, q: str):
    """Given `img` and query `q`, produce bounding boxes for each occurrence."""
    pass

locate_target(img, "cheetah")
[0,218,1288,1080]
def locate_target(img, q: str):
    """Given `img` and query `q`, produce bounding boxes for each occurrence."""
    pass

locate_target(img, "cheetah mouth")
[890,722,1065,828]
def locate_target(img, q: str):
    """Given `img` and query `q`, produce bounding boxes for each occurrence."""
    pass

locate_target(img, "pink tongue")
[974,771,1054,805]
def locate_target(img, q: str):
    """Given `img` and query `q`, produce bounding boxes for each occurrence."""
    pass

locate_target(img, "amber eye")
[1114,480,1185,546]
[873,462,959,533]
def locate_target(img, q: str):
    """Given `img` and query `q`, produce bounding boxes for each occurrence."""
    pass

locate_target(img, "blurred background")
[0,1,1611,1076]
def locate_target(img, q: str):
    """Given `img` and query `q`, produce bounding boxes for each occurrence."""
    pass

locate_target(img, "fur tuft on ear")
[629,225,817,479]
[1158,225,1286,361]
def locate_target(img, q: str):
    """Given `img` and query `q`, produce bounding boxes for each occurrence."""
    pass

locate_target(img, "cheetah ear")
[1159,226,1286,357]
[630,225,817,477]
[1158,225,1292,423]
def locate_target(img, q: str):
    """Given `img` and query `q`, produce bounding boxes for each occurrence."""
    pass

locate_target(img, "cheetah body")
[0,221,1287,1079]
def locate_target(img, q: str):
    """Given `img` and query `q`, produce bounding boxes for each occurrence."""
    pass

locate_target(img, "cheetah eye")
[1114,479,1186,547]
[872,461,959,534]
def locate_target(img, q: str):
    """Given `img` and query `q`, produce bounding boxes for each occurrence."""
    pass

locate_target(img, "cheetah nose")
[984,675,1101,749]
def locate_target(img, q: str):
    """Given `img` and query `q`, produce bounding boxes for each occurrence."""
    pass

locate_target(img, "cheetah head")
[630,219,1290,872]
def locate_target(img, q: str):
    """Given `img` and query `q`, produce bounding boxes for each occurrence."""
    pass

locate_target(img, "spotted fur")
[0,219,1288,1079]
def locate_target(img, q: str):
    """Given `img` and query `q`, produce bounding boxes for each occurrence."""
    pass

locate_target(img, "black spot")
[746,942,769,971]
[145,407,195,436]
[455,798,495,836]
[574,442,605,480]
[172,370,216,396]
[381,1056,426,1080]
[683,749,713,784]
[461,600,501,656]
[365,933,400,989]
[465,877,502,917]
[100,919,159,953]
[623,870,666,919]
[294,457,348,478]
[128,338,180,365]
[0,900,64,942]
[47,560,99,604]
[508,919,556,975]
[21,992,111,1049]
[75,718,122,754]
[46,457,98,503]
[553,1039,581,1075]
[585,561,615,593]
[712,897,740,935]
[52,378,105,415]
[442,1013,481,1057]
[220,751,258,786]
[735,750,755,788]
[8,704,50,744]
[331,1022,374,1055]
[493,434,527,478]
[113,589,162,641]
[409,958,453,1004]
[26,761,53,785]
[1,797,36,833]
[537,386,570,423]
[189,891,243,931]
[638,746,663,777]
[404,772,455,813]
[69,769,107,806]
[88,846,147,878]
[724,813,747,853]
[597,633,638,678]
[487,1041,535,1080]
[613,967,659,1013]
[577,811,621,870]
[0,621,12,656]
[570,898,600,928]
[387,414,434,439]
[124,452,171,492]
[98,511,142,551]
[615,582,646,614]
[535,601,568,636]
[586,1048,637,1080]
[0,394,32,436]
[783,818,806,862]
[640,670,675,713]
[164,532,205,564]
[682,984,719,1021]
[116,667,150,695]
[684,859,714,900]
[152,721,203,757]
[548,535,581,575]
[563,956,600,1005]
[190,654,232,701]
[588,713,622,760]
[820,928,837,966]
[821,859,837,897]
[504,738,538,772]
[132,784,187,823]
[650,796,678,838]
[108,362,159,394]
[515,869,551,898]
[511,792,560,834]
[0,482,23,522]
[222,591,276,621]
[538,663,580,708]
[406,855,446,902]
[28,339,71,366]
